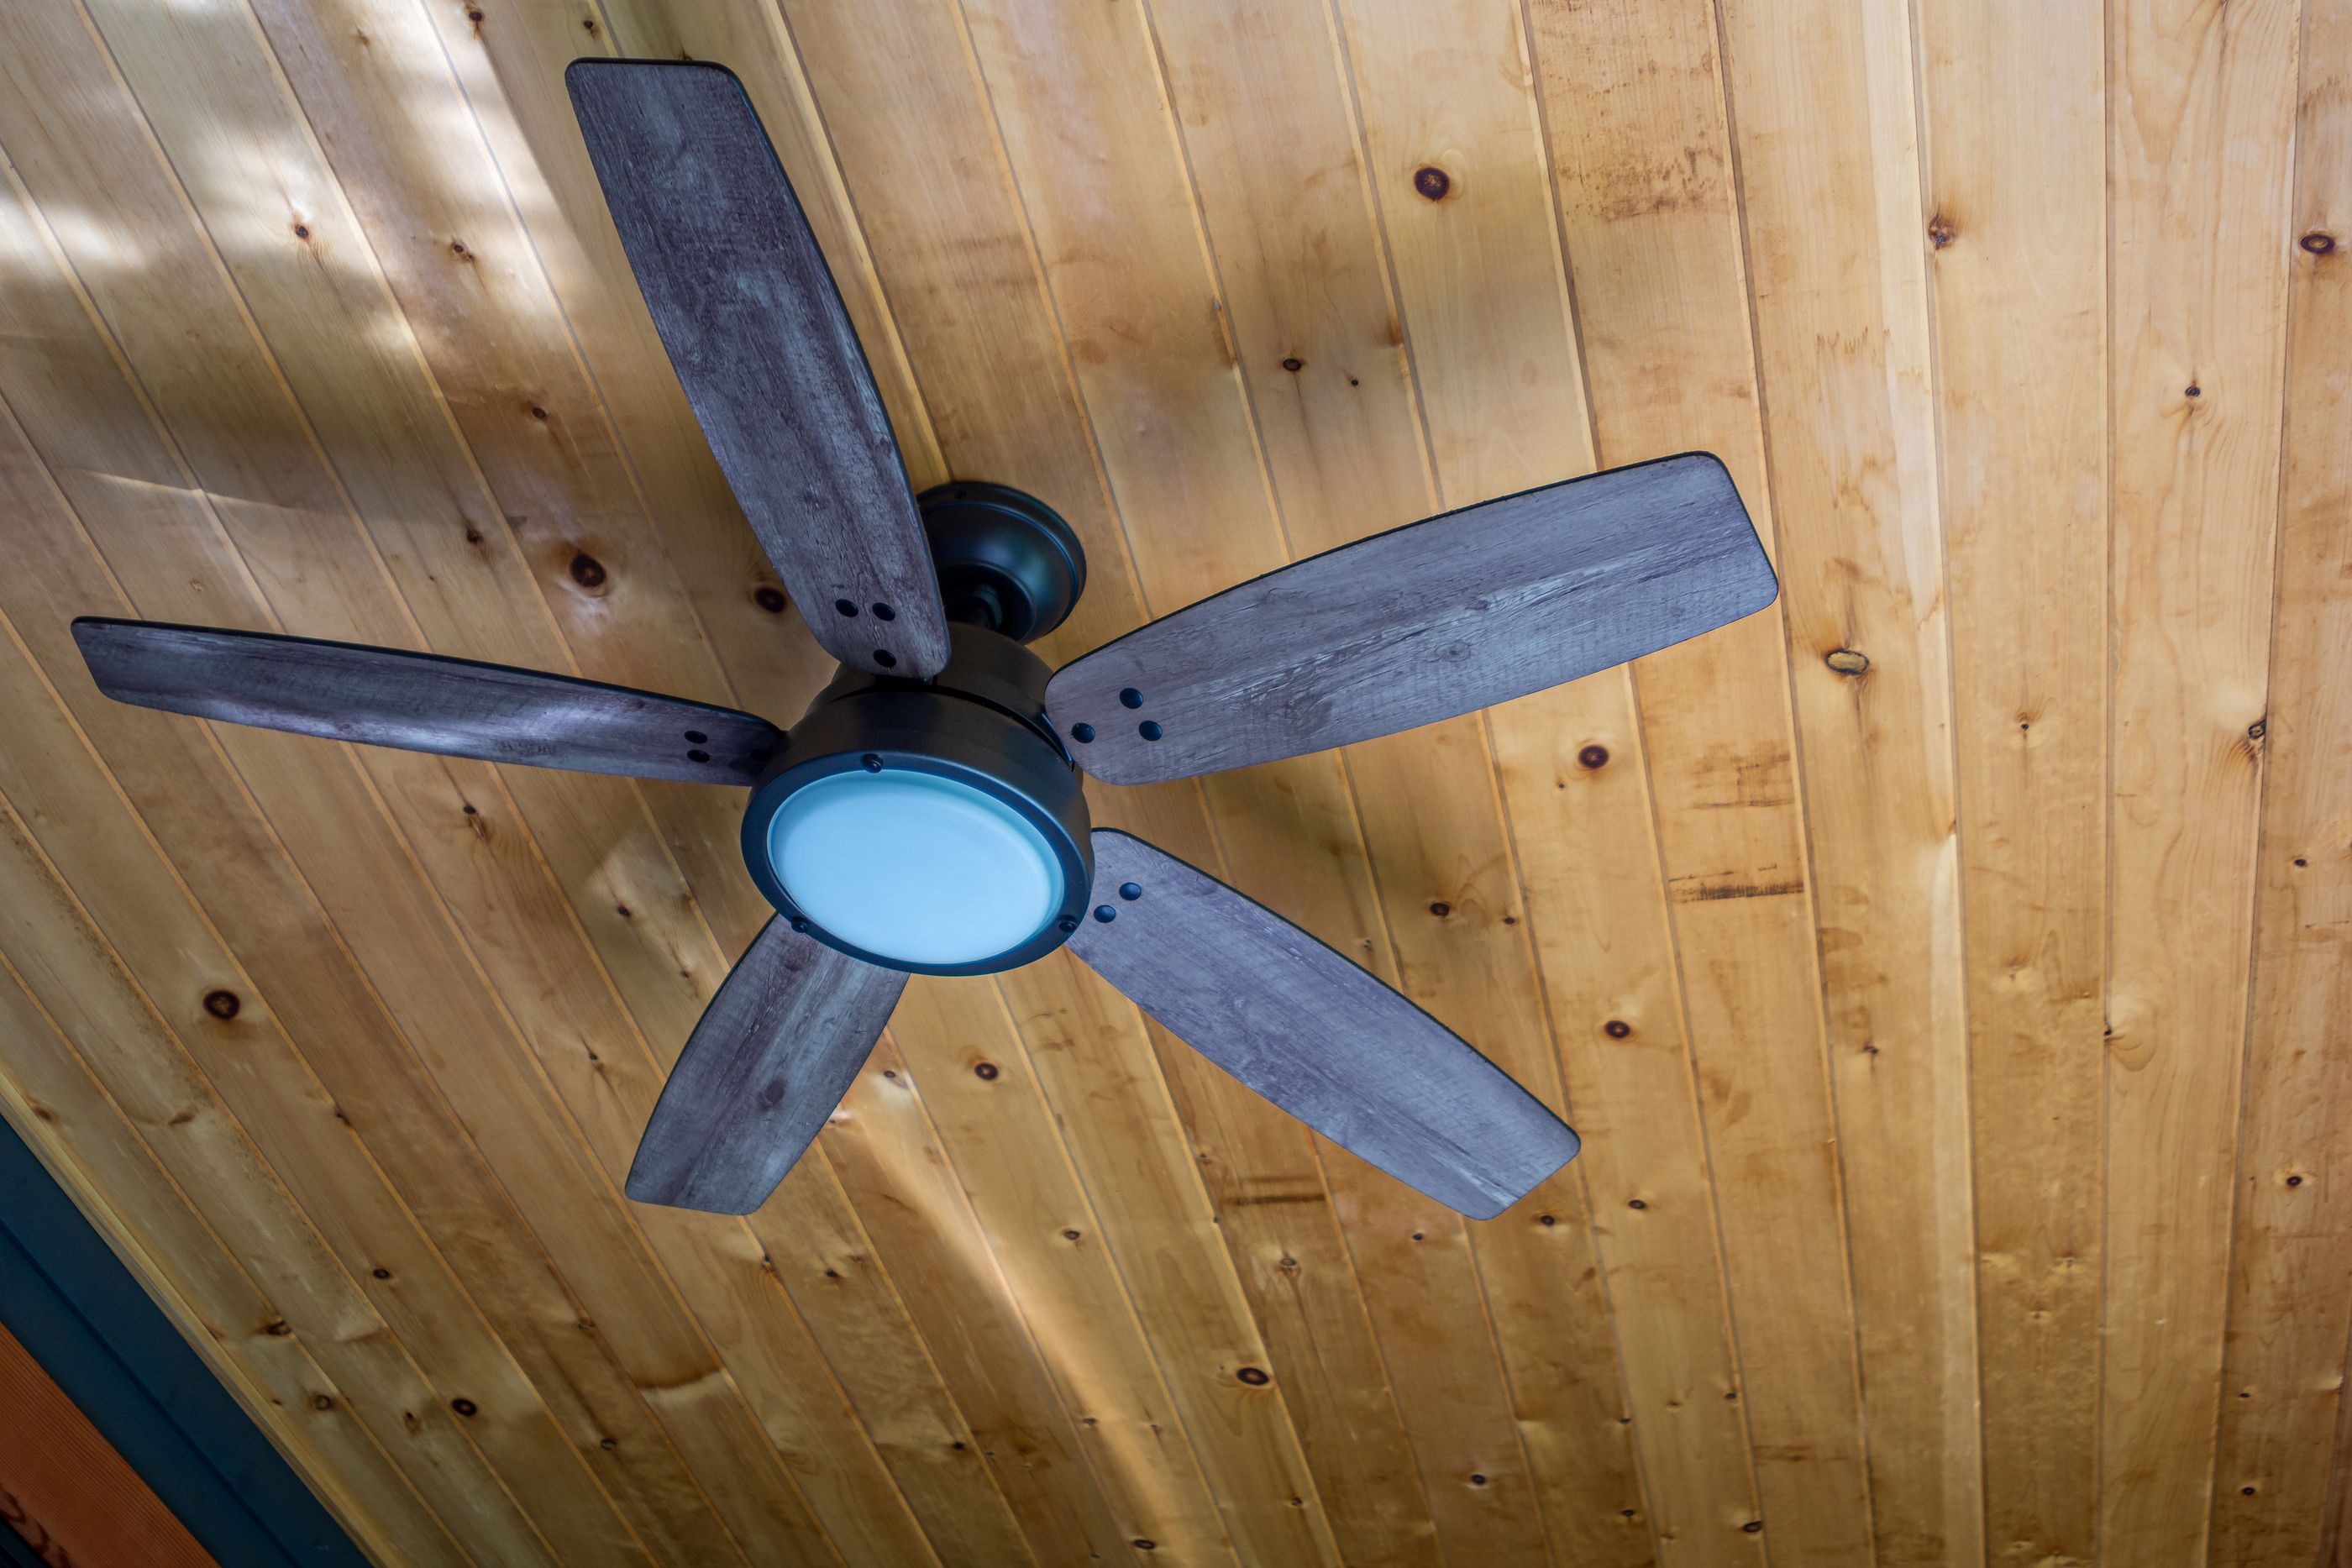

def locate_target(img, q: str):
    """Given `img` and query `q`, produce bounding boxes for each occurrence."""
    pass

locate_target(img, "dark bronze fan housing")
[71,59,1778,1223]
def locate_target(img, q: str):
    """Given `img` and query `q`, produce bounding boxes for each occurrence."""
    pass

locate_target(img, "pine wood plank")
[1523,0,1881,1560]
[824,1035,1126,1565]
[1131,1044,1443,1568]
[2325,1382,2352,1565]
[0,600,571,1568]
[2103,0,2302,1559]
[1324,0,1589,502]
[2208,2,2352,1556]
[0,877,466,1568]
[1480,663,1767,1568]
[885,978,1242,1566]
[1914,0,2110,1558]
[719,1177,1036,1568]
[988,956,1353,1565]
[1707,0,1980,1560]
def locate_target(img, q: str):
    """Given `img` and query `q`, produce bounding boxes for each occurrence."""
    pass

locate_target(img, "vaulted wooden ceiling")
[0,0,2344,1564]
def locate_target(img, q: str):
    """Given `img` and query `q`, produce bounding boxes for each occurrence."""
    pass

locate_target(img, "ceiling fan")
[71,60,1777,1222]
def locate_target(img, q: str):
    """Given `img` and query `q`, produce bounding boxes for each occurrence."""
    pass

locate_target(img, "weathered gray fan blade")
[1047,452,1776,784]
[1068,831,1578,1219]
[73,618,781,784]
[567,58,949,679]
[627,919,906,1214]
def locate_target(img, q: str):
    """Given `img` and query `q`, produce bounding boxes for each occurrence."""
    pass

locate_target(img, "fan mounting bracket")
[916,482,1085,645]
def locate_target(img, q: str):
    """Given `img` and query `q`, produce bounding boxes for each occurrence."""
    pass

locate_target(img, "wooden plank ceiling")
[0,0,2342,1563]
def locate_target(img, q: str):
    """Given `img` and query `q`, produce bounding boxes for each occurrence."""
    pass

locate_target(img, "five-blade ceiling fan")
[71,60,1777,1221]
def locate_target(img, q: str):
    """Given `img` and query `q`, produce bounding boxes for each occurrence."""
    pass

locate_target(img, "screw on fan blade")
[568,59,950,679]
[627,918,906,1214]
[1067,830,1578,1218]
[1047,452,1776,784]
[73,618,784,784]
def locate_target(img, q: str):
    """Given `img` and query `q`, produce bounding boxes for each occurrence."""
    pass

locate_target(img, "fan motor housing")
[740,624,1094,976]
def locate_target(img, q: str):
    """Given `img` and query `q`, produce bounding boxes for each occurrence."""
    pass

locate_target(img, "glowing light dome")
[766,769,1063,966]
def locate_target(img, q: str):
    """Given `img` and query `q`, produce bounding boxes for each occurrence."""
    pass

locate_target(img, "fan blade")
[1068,831,1578,1218]
[73,619,782,784]
[567,59,950,679]
[1047,452,1775,784]
[628,919,906,1214]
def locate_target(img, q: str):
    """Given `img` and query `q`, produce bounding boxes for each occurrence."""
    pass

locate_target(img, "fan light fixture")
[767,769,1063,966]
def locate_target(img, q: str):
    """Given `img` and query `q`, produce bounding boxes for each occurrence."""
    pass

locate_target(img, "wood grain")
[2210,2,2352,1556]
[1048,456,1777,786]
[2103,0,2301,1560]
[627,920,904,1214]
[1505,8,1768,1560]
[568,59,950,679]
[74,619,785,784]
[1915,0,2110,1557]
[1712,0,1979,1558]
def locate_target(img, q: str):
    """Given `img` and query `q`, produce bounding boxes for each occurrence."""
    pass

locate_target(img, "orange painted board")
[0,1316,218,1568]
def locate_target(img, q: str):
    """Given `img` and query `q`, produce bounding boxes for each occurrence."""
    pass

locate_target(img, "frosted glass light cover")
[767,769,1064,966]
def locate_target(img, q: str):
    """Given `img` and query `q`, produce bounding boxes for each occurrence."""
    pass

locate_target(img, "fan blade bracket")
[1047,452,1776,784]
[1068,830,1577,1218]
[567,58,952,679]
